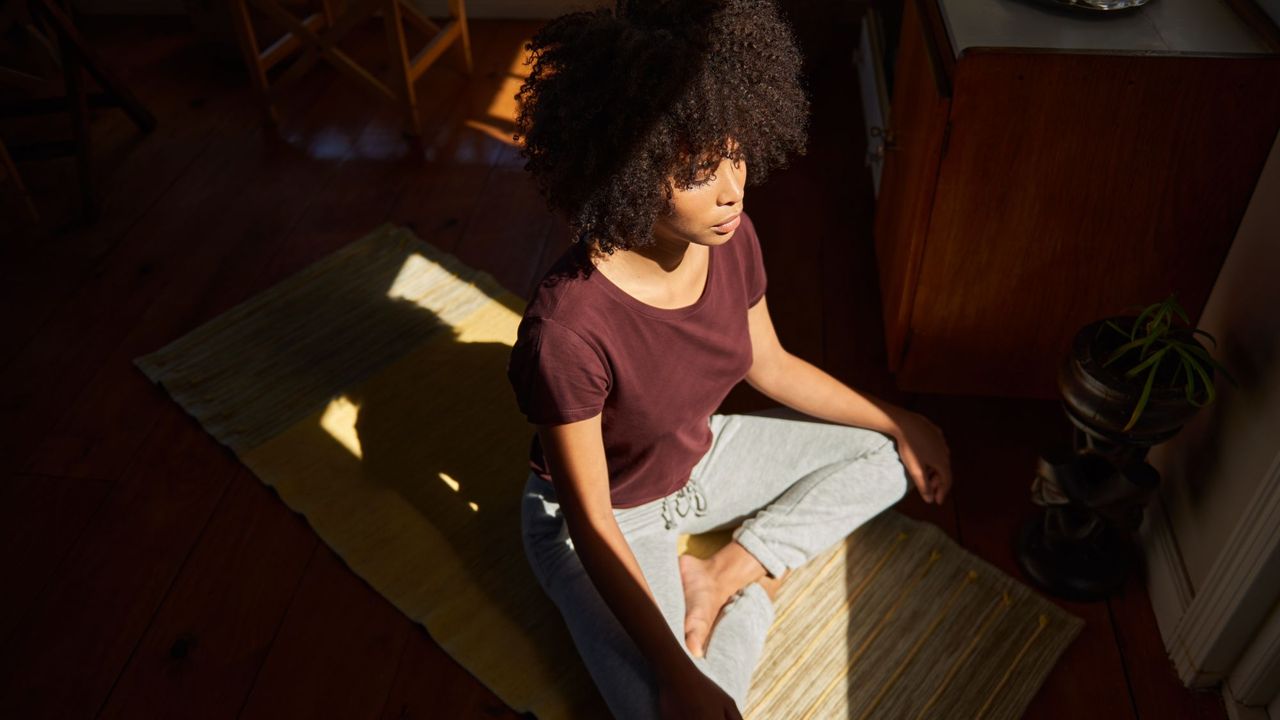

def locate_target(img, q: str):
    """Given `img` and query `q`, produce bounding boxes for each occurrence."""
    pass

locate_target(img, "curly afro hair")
[513,0,810,256]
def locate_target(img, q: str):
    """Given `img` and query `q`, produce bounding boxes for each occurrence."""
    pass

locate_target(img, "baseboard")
[1140,491,1197,662]
[1225,679,1273,720]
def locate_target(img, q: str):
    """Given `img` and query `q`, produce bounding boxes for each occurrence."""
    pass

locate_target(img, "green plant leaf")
[1124,346,1170,379]
[1178,354,1208,408]
[1139,326,1168,358]
[1124,363,1159,432]
[1173,345,1217,405]
[1153,301,1174,332]
[1178,342,1240,386]
[1182,362,1200,405]
[1133,304,1159,337]
[1105,335,1154,366]
[1180,342,1214,363]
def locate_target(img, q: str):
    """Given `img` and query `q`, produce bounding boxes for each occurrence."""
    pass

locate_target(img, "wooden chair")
[0,136,39,224]
[0,0,156,224]
[229,0,472,138]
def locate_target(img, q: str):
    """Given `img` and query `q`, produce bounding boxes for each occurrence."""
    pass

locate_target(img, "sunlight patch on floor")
[439,471,480,512]
[320,393,364,458]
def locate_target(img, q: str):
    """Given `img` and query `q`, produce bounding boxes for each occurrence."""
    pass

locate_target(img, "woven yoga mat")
[134,223,1083,719]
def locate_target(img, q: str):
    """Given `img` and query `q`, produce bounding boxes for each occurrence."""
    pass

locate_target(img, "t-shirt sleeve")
[744,213,767,308]
[506,316,612,425]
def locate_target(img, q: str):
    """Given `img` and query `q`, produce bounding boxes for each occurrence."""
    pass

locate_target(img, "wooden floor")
[0,10,1227,719]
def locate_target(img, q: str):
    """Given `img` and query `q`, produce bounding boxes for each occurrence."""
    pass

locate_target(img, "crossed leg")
[673,408,910,676]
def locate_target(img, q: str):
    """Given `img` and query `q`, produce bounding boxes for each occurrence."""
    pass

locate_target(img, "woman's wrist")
[876,403,911,441]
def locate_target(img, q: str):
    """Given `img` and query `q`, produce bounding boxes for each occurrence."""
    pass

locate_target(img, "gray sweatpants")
[520,406,910,719]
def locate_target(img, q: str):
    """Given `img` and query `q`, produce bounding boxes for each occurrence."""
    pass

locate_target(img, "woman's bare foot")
[678,549,792,657]
[757,569,788,602]
[678,554,729,658]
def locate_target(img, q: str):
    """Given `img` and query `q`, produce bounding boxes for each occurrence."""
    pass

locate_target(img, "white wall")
[1148,128,1280,594]
[1258,0,1280,28]
[1144,127,1280,699]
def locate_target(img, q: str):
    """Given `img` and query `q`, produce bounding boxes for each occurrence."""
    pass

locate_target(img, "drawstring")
[661,475,708,530]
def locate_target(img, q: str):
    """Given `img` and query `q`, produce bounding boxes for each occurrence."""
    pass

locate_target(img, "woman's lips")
[712,213,742,234]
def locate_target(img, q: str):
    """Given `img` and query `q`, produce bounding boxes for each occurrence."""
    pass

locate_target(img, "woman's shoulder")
[519,242,614,337]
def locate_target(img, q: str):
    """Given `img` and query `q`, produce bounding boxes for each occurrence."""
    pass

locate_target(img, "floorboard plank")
[387,23,540,257]
[15,35,386,482]
[94,471,318,720]
[1110,567,1228,719]
[454,142,554,297]
[0,63,340,480]
[235,545,412,720]
[89,21,553,720]
[915,393,1139,719]
[0,404,238,720]
[0,473,113,645]
[0,19,270,367]
[378,626,526,720]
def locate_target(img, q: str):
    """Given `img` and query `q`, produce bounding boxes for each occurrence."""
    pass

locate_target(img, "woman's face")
[654,140,747,248]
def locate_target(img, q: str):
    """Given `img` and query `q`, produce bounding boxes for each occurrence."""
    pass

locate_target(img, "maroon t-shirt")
[506,211,767,508]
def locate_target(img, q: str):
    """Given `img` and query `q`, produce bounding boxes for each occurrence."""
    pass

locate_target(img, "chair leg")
[229,0,279,127]
[449,0,472,75]
[0,139,40,225]
[32,0,156,134]
[57,13,96,221]
[383,0,422,138]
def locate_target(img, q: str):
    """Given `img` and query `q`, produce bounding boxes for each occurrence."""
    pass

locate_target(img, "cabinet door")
[898,51,1280,399]
[872,0,951,373]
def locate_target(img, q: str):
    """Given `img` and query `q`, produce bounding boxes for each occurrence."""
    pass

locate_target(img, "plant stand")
[1015,410,1163,601]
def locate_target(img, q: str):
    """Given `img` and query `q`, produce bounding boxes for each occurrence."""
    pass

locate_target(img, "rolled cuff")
[732,524,790,580]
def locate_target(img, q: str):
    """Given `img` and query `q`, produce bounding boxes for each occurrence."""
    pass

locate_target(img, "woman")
[505,2,952,718]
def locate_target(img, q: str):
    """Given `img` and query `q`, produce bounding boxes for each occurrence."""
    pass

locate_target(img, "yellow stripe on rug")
[135,223,1082,720]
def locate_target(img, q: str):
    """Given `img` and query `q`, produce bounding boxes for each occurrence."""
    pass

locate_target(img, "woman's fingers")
[908,457,931,502]
[929,464,952,503]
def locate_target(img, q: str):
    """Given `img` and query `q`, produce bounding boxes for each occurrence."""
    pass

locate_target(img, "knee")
[870,436,911,508]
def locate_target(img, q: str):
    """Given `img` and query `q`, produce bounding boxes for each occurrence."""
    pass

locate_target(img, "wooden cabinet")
[869,0,1280,399]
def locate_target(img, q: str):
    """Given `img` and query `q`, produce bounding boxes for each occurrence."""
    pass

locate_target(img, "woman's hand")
[656,662,743,720]
[889,410,953,504]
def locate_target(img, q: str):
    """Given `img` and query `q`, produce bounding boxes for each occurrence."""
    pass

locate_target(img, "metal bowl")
[1024,0,1152,12]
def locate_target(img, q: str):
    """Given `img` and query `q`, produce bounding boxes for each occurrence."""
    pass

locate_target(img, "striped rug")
[135,223,1082,719]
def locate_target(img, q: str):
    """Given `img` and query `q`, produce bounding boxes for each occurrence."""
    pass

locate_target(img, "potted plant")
[1060,292,1237,447]
[1016,292,1238,601]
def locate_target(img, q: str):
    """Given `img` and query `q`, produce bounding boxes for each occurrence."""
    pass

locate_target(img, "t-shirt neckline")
[582,240,719,320]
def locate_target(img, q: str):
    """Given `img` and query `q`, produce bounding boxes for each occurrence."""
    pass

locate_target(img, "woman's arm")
[537,416,690,669]
[743,296,907,432]
[743,295,953,504]
[537,416,741,718]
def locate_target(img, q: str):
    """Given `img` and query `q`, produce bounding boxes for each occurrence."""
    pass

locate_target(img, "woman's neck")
[587,233,709,306]
[591,229,696,276]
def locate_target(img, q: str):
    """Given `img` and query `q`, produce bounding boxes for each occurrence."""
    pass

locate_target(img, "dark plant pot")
[1058,316,1213,447]
[1017,314,1214,601]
